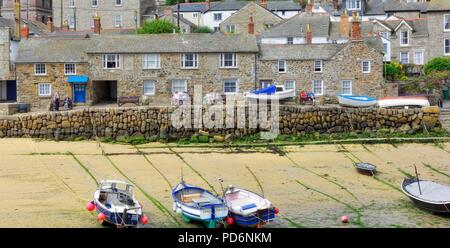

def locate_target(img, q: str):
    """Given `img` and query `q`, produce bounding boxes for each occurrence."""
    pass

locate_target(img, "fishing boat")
[377,96,430,108]
[243,85,295,100]
[89,180,147,227]
[337,95,378,107]
[354,162,377,176]
[172,180,228,228]
[223,186,278,228]
[401,178,450,214]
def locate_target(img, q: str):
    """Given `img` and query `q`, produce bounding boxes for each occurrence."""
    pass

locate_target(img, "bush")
[198,135,210,143]
[137,20,180,34]
[193,26,213,33]
[424,57,450,75]
[384,61,407,80]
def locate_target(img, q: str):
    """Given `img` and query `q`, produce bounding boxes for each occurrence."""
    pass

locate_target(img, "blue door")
[6,81,16,101]
[73,84,86,103]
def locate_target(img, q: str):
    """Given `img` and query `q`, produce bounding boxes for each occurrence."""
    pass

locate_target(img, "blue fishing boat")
[172,180,228,228]
[224,186,278,228]
[337,95,377,107]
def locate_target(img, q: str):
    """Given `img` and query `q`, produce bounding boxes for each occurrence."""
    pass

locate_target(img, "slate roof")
[259,43,345,60]
[260,13,330,38]
[86,33,259,53]
[373,18,429,37]
[383,1,428,13]
[172,2,220,13]
[427,0,450,12]
[208,0,301,11]
[322,0,386,16]
[267,1,301,11]
[0,17,46,39]
[15,38,90,63]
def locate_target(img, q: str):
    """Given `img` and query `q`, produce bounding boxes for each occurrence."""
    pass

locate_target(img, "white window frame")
[400,52,409,64]
[214,13,222,21]
[68,0,75,8]
[142,54,161,69]
[34,63,46,76]
[284,80,295,91]
[413,51,424,65]
[312,80,324,96]
[172,79,187,93]
[114,15,123,28]
[38,83,52,97]
[64,63,77,75]
[181,53,198,69]
[68,16,75,29]
[91,0,98,7]
[193,13,198,18]
[444,14,450,32]
[220,53,237,68]
[347,0,361,10]
[115,0,123,6]
[445,39,450,56]
[278,60,287,73]
[314,60,323,73]
[226,24,236,33]
[102,54,121,69]
[400,31,409,46]
[362,61,371,73]
[143,80,156,96]
[223,79,238,94]
[341,80,352,95]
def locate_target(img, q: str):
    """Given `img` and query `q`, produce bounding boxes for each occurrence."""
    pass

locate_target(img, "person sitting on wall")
[52,92,60,111]
[63,97,73,110]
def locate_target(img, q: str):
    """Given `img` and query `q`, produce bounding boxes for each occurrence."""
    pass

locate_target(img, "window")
[380,32,389,39]
[68,16,75,29]
[38,83,51,97]
[414,51,424,65]
[69,0,75,8]
[281,11,286,16]
[214,13,222,21]
[143,80,155,96]
[220,53,237,68]
[34,64,46,75]
[115,15,122,27]
[64,64,76,75]
[181,53,198,68]
[266,23,274,29]
[341,80,352,95]
[193,13,198,18]
[383,43,388,54]
[278,60,287,73]
[223,79,238,93]
[226,25,235,33]
[172,80,187,93]
[115,0,122,6]
[90,18,94,28]
[143,54,161,69]
[284,80,295,91]
[91,0,98,7]
[347,0,361,10]
[312,80,323,96]
[400,31,409,46]
[445,15,450,31]
[314,60,323,72]
[102,54,120,69]
[214,27,220,32]
[445,39,450,55]
[400,52,409,64]
[362,61,371,73]
[287,37,293,45]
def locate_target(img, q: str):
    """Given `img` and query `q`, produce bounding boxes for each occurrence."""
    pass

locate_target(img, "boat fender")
[86,201,95,212]
[98,212,106,221]
[141,215,149,225]
[274,207,279,215]
[340,215,348,223]
[225,216,234,226]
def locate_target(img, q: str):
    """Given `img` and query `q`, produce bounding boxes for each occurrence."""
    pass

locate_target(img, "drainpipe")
[254,53,257,90]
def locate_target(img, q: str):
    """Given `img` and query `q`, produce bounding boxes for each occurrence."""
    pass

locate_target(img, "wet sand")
[0,139,449,228]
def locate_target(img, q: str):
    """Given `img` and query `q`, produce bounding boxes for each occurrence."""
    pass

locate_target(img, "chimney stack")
[351,11,362,41]
[306,0,313,14]
[13,0,21,40]
[248,16,254,35]
[306,23,312,44]
[260,0,268,9]
[46,17,53,32]
[21,23,29,39]
[333,0,338,11]
[340,9,349,37]
[205,0,211,12]
[93,13,101,34]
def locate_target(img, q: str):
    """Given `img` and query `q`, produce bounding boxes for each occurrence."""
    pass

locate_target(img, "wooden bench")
[118,96,140,107]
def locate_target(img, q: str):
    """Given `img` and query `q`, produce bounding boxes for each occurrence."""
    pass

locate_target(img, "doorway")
[93,80,118,104]
[73,84,87,103]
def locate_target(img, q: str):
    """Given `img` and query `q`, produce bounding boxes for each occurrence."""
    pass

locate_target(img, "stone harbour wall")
[0,106,441,140]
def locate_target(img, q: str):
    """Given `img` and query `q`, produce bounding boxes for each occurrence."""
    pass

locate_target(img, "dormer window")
[347,0,361,10]
[400,31,409,46]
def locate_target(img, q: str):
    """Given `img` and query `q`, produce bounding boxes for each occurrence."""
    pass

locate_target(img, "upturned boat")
[337,95,378,107]
[224,186,278,228]
[172,180,228,228]
[377,96,430,108]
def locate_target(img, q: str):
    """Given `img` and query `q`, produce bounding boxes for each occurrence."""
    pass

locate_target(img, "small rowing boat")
[337,95,378,107]
[244,85,295,100]
[377,96,430,108]
[401,178,450,214]
[354,162,377,176]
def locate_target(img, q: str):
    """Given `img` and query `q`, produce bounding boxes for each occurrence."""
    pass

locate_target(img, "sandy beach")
[0,139,449,228]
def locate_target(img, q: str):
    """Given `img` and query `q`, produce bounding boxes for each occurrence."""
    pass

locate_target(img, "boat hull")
[378,97,430,108]
[94,200,142,227]
[230,208,276,227]
[401,178,450,214]
[338,95,377,107]
[244,90,295,100]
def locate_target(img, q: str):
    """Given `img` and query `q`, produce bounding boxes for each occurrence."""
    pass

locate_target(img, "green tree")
[137,20,180,34]
[424,57,450,75]
[192,26,213,33]
[384,61,407,80]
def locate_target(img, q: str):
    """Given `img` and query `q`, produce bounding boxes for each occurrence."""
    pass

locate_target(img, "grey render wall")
[428,12,450,59]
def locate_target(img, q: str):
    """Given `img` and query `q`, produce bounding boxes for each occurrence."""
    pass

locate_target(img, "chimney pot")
[259,0,268,9]
[340,9,349,37]
[21,23,29,39]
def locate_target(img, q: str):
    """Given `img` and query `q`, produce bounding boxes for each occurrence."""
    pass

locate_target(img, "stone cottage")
[427,0,450,59]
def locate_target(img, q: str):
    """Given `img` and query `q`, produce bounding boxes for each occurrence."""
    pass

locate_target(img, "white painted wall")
[260,36,328,44]
[381,36,391,62]
[203,10,236,30]
[331,15,388,22]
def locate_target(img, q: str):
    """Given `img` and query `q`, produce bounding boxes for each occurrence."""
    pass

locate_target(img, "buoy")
[86,201,95,212]
[226,217,234,226]
[98,212,106,221]
[141,215,149,225]
[274,207,280,215]
[340,215,349,223]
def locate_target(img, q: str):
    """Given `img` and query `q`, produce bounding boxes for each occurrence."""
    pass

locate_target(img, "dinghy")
[354,162,376,176]
[172,180,228,228]
[401,178,450,214]
[224,186,278,228]
[244,85,295,100]
[90,180,147,227]
[337,95,378,107]
[377,96,430,108]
